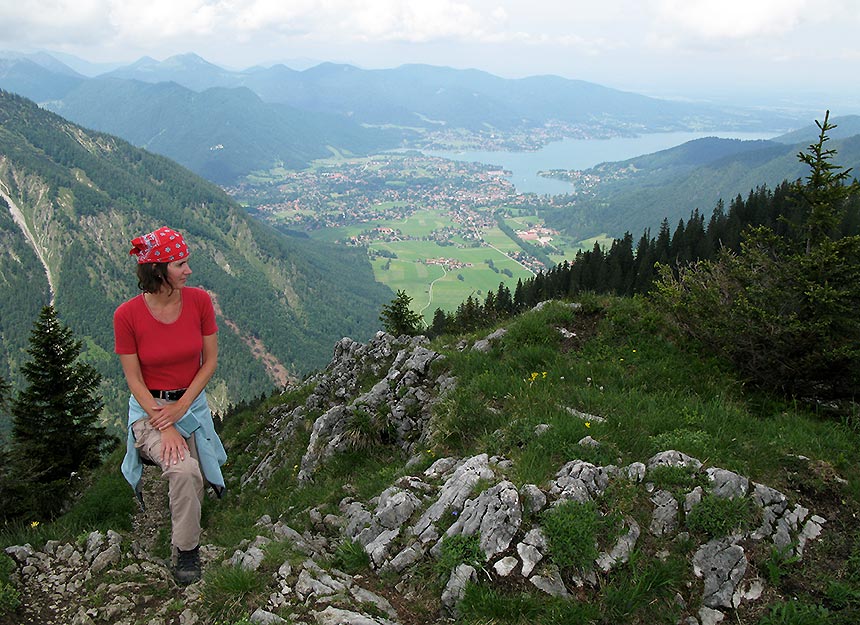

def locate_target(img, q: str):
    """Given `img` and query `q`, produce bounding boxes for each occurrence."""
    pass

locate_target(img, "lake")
[427,131,780,195]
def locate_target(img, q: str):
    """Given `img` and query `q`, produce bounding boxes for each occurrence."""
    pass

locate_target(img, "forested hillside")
[0,90,392,429]
[47,78,400,184]
[543,131,860,240]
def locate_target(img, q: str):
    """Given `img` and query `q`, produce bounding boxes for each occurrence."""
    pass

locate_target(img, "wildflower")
[632,349,637,353]
[585,422,591,428]
[542,371,547,378]
[30,521,39,529]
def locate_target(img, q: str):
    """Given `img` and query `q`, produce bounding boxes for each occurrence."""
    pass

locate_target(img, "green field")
[308,207,607,322]
[370,239,533,317]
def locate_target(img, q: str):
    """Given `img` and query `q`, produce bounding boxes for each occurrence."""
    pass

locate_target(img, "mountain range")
[0,89,392,429]
[0,52,807,185]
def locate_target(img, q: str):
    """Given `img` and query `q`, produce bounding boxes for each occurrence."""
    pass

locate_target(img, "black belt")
[150,388,187,401]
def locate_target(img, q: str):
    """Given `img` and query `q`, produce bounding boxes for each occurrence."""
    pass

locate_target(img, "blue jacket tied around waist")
[122,391,227,506]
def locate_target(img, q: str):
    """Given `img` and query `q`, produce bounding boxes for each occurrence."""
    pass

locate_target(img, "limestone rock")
[441,564,477,616]
[650,490,679,536]
[692,538,747,609]
[437,480,522,560]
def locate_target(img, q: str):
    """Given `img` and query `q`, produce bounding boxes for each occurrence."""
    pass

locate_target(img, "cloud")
[649,0,834,42]
[0,1,114,46]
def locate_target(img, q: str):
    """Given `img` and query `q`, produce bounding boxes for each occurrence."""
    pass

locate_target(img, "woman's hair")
[136,262,173,294]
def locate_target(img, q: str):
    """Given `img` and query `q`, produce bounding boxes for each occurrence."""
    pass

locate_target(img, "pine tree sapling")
[379,290,424,337]
[8,305,111,519]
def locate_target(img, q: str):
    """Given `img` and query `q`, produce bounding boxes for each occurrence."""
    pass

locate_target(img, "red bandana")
[129,227,189,264]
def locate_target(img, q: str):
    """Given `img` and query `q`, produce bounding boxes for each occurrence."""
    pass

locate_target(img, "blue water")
[428,131,780,195]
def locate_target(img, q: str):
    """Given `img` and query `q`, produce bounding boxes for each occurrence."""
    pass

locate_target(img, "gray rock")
[294,560,349,601]
[519,484,547,514]
[5,543,34,564]
[625,462,646,482]
[597,516,640,572]
[251,608,288,624]
[438,480,522,560]
[692,538,747,609]
[529,564,569,597]
[441,564,477,615]
[412,455,495,541]
[517,542,543,577]
[732,578,764,608]
[684,486,704,515]
[563,406,606,423]
[649,490,678,536]
[698,606,725,625]
[83,531,105,563]
[313,606,398,625]
[365,528,400,567]
[384,545,424,573]
[647,450,702,471]
[706,468,749,500]
[549,460,610,502]
[229,545,267,571]
[90,544,121,574]
[375,487,422,528]
[493,556,518,577]
[773,504,809,550]
[350,586,398,619]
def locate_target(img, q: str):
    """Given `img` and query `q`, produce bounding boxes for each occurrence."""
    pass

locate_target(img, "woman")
[115,226,226,585]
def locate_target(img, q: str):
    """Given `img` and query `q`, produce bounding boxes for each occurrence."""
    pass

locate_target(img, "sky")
[2,0,859,112]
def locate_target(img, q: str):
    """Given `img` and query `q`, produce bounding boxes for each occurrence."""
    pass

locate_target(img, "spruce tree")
[379,290,424,337]
[9,305,110,518]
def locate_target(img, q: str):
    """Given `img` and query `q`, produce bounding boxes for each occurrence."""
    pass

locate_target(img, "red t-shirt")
[114,287,218,390]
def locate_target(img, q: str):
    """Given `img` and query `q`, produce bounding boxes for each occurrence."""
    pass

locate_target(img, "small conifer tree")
[8,305,111,518]
[379,290,424,337]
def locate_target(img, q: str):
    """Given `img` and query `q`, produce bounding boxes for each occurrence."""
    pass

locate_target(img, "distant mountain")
[103,53,238,92]
[100,55,802,133]
[0,56,83,101]
[0,89,393,427]
[46,77,400,183]
[543,130,860,239]
[772,114,860,144]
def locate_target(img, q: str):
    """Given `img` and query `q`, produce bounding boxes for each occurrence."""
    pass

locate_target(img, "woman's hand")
[149,400,189,431]
[160,426,189,466]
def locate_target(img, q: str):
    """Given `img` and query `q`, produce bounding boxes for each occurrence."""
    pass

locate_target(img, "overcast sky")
[2,0,859,111]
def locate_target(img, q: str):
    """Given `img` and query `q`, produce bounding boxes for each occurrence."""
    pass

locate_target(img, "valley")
[227,151,610,320]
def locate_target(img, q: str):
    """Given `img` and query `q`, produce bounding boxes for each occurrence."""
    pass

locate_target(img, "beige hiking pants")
[132,417,204,551]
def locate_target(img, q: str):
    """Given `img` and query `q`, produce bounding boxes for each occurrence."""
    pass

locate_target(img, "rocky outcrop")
[3,327,831,625]
[243,332,453,487]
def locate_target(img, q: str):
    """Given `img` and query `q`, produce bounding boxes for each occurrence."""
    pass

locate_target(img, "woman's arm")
[119,351,189,466]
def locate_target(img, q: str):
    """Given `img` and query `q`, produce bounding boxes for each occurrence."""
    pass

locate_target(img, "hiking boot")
[174,546,201,585]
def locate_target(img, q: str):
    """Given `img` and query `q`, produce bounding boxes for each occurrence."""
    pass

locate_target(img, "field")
[307,206,596,321]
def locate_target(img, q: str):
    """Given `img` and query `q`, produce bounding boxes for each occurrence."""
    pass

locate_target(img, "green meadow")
[309,206,605,321]
[370,239,533,316]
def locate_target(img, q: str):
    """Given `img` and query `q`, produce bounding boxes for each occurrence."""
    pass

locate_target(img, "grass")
[4,294,859,624]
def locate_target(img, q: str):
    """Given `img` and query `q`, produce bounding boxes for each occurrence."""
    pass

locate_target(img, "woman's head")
[129,226,190,293]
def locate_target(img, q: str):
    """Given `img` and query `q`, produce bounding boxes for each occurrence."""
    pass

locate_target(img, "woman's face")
[165,259,192,290]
